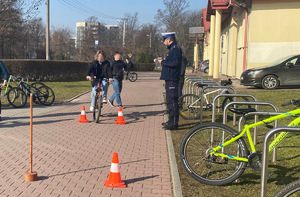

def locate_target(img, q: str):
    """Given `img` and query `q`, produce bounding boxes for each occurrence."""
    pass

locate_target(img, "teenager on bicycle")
[86,50,113,111]
[0,61,9,121]
[108,51,127,108]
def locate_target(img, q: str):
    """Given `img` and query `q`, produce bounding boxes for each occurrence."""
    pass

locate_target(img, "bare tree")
[51,26,73,60]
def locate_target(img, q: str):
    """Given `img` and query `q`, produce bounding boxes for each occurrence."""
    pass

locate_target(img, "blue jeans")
[109,78,122,106]
[102,78,108,100]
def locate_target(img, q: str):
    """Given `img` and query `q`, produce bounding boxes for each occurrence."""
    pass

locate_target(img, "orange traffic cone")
[104,152,126,188]
[78,105,89,123]
[115,106,126,125]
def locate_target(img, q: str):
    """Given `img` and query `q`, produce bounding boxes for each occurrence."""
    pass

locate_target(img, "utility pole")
[46,0,50,60]
[122,19,126,47]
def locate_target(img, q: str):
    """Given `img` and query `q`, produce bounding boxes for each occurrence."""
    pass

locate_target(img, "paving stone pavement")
[0,72,173,197]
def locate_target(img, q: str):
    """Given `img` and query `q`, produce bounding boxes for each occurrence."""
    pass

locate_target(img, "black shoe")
[108,100,115,107]
[163,125,178,130]
[162,122,169,126]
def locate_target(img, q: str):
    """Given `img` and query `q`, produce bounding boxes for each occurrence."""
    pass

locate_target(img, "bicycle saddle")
[228,107,256,115]
[195,83,208,88]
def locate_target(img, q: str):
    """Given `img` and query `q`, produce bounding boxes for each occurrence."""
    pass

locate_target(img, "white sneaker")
[90,106,94,111]
[103,99,107,104]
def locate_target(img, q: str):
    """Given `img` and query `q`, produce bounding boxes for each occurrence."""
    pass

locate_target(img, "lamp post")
[147,33,152,48]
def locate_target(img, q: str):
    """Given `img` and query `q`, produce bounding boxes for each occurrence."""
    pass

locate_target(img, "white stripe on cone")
[81,110,86,115]
[110,163,120,173]
[118,111,123,116]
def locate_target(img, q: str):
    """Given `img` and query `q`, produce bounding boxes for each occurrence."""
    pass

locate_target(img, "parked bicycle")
[0,75,15,107]
[7,76,55,108]
[178,79,249,120]
[92,81,103,123]
[274,179,300,197]
[180,99,300,186]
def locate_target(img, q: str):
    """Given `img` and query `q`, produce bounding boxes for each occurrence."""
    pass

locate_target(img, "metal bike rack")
[211,94,257,124]
[237,111,291,163]
[260,127,300,197]
[223,101,279,145]
[200,86,236,123]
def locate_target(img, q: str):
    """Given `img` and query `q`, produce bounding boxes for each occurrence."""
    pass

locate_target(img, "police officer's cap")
[161,32,176,40]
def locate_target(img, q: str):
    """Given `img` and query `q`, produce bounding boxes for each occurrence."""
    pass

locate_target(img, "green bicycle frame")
[212,108,300,162]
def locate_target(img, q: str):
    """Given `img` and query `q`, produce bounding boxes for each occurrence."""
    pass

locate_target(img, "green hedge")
[133,63,155,71]
[1,60,155,80]
[2,59,89,80]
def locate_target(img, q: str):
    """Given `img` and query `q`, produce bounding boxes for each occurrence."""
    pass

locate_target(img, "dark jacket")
[86,60,103,86]
[179,57,188,84]
[126,61,134,72]
[160,41,182,81]
[100,60,113,79]
[111,60,127,81]
[0,61,9,82]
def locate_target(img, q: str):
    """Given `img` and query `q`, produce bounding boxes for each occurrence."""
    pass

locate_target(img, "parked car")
[199,60,209,74]
[240,54,300,90]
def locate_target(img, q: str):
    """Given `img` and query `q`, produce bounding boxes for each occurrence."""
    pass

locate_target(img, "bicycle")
[274,179,300,197]
[127,71,138,82]
[180,99,300,186]
[92,81,103,123]
[178,79,249,120]
[7,76,55,108]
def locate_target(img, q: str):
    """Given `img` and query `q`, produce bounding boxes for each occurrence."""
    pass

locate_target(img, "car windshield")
[267,55,295,67]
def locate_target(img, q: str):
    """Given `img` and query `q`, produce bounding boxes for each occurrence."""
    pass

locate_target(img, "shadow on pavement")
[125,175,159,185]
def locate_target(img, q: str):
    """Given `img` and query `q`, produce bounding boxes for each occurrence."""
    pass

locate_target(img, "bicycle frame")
[212,108,300,162]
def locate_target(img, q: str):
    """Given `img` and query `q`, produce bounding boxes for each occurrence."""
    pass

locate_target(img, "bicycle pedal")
[267,172,274,179]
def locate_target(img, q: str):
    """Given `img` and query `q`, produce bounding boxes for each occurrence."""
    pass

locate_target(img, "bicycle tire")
[37,85,55,106]
[93,94,102,123]
[222,95,250,120]
[180,122,248,186]
[273,179,300,197]
[129,72,138,82]
[1,85,12,107]
[30,81,45,89]
[178,94,201,120]
[7,87,27,108]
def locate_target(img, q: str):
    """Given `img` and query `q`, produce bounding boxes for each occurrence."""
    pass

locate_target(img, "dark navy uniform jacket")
[160,41,182,81]
[0,61,9,82]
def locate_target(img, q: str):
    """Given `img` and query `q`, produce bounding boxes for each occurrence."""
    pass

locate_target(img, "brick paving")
[0,72,173,197]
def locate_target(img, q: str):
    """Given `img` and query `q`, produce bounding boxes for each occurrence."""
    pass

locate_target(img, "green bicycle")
[180,99,300,186]
[0,75,16,107]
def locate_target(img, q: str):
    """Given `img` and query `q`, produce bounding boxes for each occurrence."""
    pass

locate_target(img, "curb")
[161,93,183,197]
[66,90,91,103]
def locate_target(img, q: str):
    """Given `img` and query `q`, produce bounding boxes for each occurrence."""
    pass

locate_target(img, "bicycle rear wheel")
[180,122,248,186]
[37,85,55,106]
[1,85,12,107]
[178,94,201,120]
[7,87,27,108]
[274,179,300,197]
[93,94,102,123]
[129,72,137,82]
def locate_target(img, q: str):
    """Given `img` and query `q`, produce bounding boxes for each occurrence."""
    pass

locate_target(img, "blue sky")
[35,0,207,34]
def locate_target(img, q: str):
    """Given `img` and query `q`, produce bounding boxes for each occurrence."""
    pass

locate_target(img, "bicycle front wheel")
[7,87,27,108]
[274,179,300,197]
[93,94,102,123]
[37,85,55,106]
[129,72,137,82]
[178,94,201,120]
[180,122,248,186]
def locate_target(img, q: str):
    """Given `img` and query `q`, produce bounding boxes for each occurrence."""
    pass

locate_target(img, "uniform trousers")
[165,80,179,126]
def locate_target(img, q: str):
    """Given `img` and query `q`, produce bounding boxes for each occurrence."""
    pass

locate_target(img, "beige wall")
[248,0,300,68]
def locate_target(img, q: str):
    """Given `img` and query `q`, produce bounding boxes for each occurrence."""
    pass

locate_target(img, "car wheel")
[262,75,279,90]
[204,68,209,74]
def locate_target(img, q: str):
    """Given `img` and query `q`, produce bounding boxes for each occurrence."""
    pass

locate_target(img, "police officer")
[158,32,182,130]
